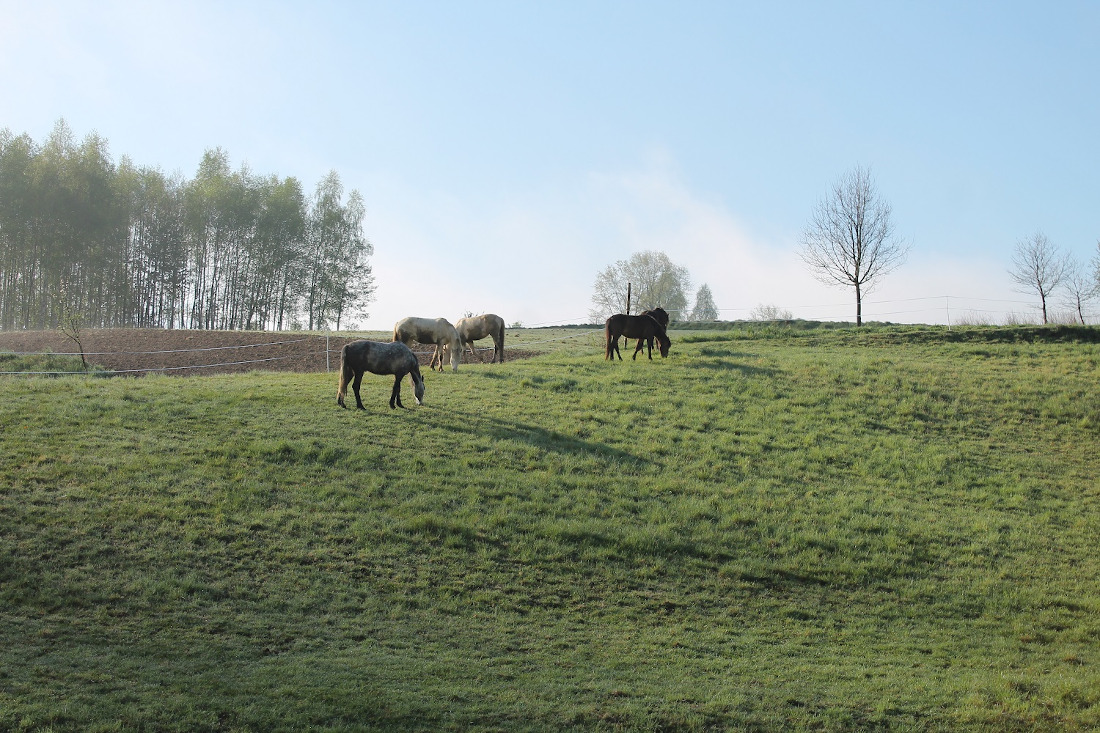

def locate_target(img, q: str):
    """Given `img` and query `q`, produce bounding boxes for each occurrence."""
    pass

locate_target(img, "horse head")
[657,331,671,357]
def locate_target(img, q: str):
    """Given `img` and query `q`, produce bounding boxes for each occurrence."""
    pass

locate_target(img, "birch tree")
[590,250,690,322]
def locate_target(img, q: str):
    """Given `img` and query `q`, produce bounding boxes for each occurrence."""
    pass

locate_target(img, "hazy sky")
[3,1,1097,328]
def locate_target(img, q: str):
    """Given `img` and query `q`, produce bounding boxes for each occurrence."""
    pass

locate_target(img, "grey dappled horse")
[337,340,425,409]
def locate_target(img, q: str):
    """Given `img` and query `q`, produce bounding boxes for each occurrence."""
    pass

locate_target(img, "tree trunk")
[855,282,863,326]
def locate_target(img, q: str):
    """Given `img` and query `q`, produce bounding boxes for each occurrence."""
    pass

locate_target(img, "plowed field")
[0,329,529,375]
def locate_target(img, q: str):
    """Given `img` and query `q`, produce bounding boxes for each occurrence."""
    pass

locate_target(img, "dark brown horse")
[633,307,670,354]
[640,307,670,329]
[337,340,426,409]
[605,310,671,360]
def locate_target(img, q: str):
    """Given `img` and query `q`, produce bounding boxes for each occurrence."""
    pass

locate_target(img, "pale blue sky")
[3,1,1097,327]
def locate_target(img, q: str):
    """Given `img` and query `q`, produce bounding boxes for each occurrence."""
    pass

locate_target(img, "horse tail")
[497,320,505,362]
[336,343,353,406]
[604,319,612,359]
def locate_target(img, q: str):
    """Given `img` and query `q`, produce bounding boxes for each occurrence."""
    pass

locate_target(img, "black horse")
[605,309,671,360]
[337,340,426,409]
[640,307,670,329]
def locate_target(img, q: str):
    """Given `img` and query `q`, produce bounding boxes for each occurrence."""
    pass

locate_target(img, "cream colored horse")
[392,316,461,372]
[454,313,505,363]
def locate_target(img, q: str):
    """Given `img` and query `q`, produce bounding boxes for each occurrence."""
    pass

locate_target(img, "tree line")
[0,121,374,332]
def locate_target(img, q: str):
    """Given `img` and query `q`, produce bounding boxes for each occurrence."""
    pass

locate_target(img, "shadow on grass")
[429,405,650,467]
[693,356,776,376]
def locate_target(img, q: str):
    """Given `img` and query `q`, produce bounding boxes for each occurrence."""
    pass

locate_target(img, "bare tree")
[1009,232,1068,325]
[1093,240,1100,292]
[1062,256,1097,325]
[799,166,909,326]
[749,303,793,321]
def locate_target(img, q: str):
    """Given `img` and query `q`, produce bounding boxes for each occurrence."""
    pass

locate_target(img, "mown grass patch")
[2,328,1099,730]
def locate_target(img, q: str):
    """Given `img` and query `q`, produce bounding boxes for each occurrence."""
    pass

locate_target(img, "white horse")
[393,316,461,372]
[454,313,505,363]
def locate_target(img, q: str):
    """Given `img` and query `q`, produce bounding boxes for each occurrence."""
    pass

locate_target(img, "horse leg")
[352,371,366,410]
[612,336,623,360]
[466,340,478,362]
[390,374,404,409]
[632,338,644,360]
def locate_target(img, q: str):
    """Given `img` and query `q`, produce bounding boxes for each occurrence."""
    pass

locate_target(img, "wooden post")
[626,282,632,315]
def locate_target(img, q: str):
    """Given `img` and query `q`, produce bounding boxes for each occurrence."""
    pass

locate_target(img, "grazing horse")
[337,340,425,410]
[454,313,506,363]
[393,316,461,372]
[605,312,671,360]
[630,307,670,354]
[640,307,670,329]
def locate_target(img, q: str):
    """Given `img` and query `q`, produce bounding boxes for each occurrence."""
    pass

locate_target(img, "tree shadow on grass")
[428,406,650,467]
[693,358,776,376]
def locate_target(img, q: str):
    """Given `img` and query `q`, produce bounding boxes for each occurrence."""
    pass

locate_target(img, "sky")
[2,0,1098,328]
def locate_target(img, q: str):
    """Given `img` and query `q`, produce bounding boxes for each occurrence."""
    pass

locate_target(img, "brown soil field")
[0,329,531,375]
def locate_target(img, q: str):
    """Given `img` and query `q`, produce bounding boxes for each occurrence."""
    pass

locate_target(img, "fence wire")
[0,329,604,376]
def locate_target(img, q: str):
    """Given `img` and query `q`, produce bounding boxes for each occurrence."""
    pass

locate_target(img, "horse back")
[620,314,659,339]
[456,313,502,342]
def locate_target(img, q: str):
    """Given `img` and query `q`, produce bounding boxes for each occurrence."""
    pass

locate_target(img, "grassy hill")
[2,326,1099,730]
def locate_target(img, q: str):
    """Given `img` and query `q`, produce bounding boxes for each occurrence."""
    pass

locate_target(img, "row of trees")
[0,121,374,331]
[591,165,1099,326]
[1010,232,1099,325]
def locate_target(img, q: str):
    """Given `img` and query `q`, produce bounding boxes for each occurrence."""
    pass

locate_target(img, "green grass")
[2,327,1099,731]
[0,350,111,376]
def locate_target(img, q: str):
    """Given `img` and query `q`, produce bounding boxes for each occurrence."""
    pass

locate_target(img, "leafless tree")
[799,166,909,326]
[1093,240,1100,291]
[1062,256,1098,325]
[749,303,793,321]
[1009,232,1068,325]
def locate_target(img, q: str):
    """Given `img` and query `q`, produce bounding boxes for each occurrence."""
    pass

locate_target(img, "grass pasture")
[2,326,1099,731]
